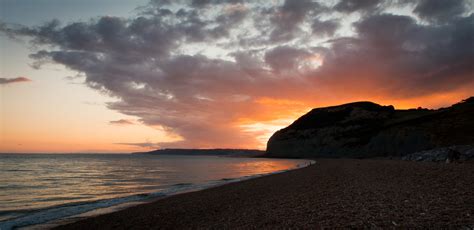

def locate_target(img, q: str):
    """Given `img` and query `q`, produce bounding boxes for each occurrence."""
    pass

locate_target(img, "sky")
[0,0,473,153]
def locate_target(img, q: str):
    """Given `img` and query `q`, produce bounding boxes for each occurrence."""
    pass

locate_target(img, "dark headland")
[56,98,474,229]
[267,97,474,159]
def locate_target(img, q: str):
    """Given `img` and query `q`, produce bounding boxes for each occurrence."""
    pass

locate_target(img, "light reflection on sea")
[0,154,309,225]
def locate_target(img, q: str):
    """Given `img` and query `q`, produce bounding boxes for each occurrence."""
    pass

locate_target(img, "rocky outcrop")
[266,97,474,158]
[402,145,474,162]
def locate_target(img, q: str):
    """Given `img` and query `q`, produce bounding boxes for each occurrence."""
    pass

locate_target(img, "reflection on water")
[0,154,308,223]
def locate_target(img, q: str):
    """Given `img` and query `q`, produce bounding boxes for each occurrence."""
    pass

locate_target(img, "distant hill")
[266,97,474,158]
[135,149,265,157]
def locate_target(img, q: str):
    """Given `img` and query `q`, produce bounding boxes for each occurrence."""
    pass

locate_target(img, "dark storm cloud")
[0,77,31,85]
[1,0,473,148]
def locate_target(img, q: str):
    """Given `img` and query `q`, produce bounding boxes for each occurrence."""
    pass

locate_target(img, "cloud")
[264,46,310,73]
[413,0,468,23]
[334,0,382,13]
[115,142,160,149]
[346,13,473,96]
[269,0,323,42]
[311,19,339,37]
[1,0,473,148]
[190,0,244,8]
[109,119,135,125]
[0,77,31,85]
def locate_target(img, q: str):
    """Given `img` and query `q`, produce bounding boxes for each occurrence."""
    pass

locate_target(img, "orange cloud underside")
[1,81,472,153]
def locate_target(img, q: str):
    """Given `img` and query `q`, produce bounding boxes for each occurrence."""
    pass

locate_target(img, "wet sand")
[55,159,474,229]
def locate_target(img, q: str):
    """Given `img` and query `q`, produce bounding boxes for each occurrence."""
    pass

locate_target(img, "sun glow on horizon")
[1,0,473,153]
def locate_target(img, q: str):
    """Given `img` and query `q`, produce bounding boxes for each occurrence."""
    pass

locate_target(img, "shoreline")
[54,159,473,229]
[17,159,314,230]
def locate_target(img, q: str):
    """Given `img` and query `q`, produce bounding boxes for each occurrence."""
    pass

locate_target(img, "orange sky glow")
[1,0,473,153]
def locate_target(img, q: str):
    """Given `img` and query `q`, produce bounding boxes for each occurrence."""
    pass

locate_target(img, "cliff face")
[266,98,474,158]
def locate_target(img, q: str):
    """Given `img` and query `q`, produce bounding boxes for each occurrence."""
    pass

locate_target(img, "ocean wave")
[0,179,227,229]
[0,157,314,230]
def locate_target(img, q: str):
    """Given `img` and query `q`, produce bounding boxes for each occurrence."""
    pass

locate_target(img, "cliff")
[266,97,474,158]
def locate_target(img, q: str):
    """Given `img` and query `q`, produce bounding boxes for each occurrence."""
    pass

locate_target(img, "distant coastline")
[133,148,266,157]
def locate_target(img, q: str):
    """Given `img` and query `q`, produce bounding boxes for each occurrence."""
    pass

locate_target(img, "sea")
[0,153,311,229]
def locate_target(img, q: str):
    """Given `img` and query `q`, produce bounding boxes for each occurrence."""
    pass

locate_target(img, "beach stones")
[402,145,474,162]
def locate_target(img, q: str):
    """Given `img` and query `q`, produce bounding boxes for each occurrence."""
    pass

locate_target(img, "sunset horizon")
[1,0,473,153]
[1,97,472,153]
[1,1,474,229]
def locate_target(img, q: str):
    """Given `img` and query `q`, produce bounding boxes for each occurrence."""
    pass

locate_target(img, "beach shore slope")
[55,159,474,229]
